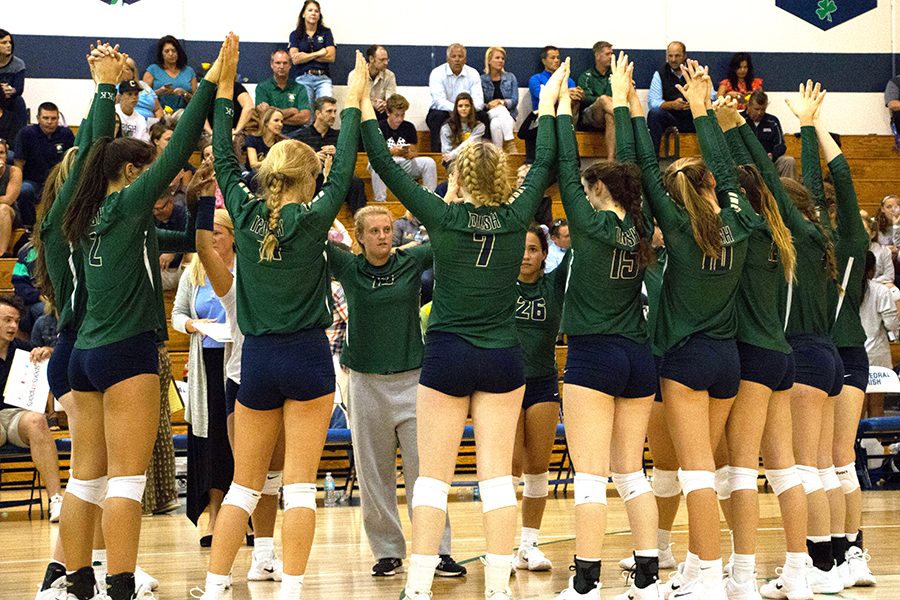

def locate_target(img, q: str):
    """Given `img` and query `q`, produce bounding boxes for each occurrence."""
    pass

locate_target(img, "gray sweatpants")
[348,368,452,560]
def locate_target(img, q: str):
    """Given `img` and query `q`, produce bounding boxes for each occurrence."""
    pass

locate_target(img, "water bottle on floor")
[324,473,336,507]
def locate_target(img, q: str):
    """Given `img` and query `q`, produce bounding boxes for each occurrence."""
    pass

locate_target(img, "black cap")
[118,79,140,94]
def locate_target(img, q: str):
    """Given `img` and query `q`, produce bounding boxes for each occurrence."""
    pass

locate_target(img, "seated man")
[255,49,311,138]
[369,94,437,202]
[12,102,74,226]
[294,96,368,214]
[546,218,570,272]
[887,73,900,146]
[741,90,795,178]
[0,294,61,521]
[367,45,396,121]
[153,181,188,290]
[524,46,582,161]
[426,43,484,152]
[116,79,150,142]
[578,41,615,159]
[647,41,705,156]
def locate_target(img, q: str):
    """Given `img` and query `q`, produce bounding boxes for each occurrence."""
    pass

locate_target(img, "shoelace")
[188,587,206,599]
[135,588,156,599]
[621,564,637,587]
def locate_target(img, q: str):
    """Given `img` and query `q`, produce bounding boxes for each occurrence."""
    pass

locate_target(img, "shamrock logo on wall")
[776,0,876,31]
[816,0,838,21]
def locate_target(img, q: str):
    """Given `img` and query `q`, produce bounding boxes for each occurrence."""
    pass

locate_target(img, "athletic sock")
[806,537,834,572]
[281,573,304,598]
[573,555,601,594]
[682,551,701,583]
[732,553,755,584]
[657,528,672,551]
[483,554,513,594]
[405,554,439,597]
[832,535,849,566]
[254,536,275,558]
[520,526,539,548]
[849,529,863,550]
[699,558,723,588]
[105,571,135,600]
[65,567,95,600]
[633,551,659,589]
[204,572,231,596]
[41,561,66,590]
[783,552,808,579]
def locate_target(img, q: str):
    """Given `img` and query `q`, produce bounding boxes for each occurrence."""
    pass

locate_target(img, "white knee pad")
[715,466,731,500]
[522,472,549,499]
[222,482,263,515]
[66,475,108,506]
[651,468,681,498]
[729,466,759,493]
[835,463,860,494]
[574,473,608,506]
[819,466,841,492]
[262,471,283,496]
[411,476,450,512]
[283,483,317,512]
[678,469,716,497]
[106,475,146,503]
[479,475,517,513]
[612,471,652,503]
[796,465,824,494]
[765,466,802,496]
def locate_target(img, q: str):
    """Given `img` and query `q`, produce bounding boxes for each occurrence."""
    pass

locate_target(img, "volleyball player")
[362,56,564,600]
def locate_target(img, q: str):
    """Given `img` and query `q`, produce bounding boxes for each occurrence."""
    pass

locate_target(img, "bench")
[856,417,900,489]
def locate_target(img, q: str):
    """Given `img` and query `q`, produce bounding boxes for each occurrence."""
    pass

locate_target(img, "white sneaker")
[188,575,233,599]
[619,545,677,571]
[486,589,512,599]
[666,576,726,599]
[400,591,433,600]
[661,563,684,599]
[836,560,854,589]
[806,562,843,594]
[724,575,762,600]
[513,544,552,571]
[49,494,63,523]
[135,567,158,591]
[134,582,156,599]
[614,582,664,599]
[554,576,600,599]
[34,576,67,600]
[845,546,876,586]
[759,567,813,600]
[247,551,284,581]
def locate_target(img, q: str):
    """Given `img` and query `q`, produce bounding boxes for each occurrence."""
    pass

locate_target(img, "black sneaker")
[435,555,467,577]
[371,557,404,577]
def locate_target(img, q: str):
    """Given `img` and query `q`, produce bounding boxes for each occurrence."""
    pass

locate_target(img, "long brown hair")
[781,176,838,284]
[33,148,78,313]
[737,164,796,281]
[582,160,654,268]
[448,93,478,148]
[295,0,326,33]
[663,157,723,258]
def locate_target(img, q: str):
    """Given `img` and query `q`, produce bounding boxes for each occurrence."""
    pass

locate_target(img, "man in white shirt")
[367,44,397,120]
[425,43,485,151]
[116,79,150,142]
[545,219,570,272]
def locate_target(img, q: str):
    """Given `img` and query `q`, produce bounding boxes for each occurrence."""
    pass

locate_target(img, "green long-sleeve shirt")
[516,250,569,380]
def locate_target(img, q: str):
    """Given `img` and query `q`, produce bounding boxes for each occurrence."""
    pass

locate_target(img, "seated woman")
[0,138,22,256]
[121,57,163,121]
[440,93,485,165]
[244,108,285,171]
[143,35,198,112]
[717,52,763,110]
[480,46,519,153]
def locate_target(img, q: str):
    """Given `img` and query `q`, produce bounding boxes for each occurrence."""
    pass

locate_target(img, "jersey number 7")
[473,233,495,268]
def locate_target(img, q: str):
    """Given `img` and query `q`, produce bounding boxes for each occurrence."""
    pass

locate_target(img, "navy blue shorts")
[523,375,560,410]
[239,329,335,410]
[660,335,741,399]
[420,331,525,397]
[48,331,76,399]
[565,334,658,399]
[838,346,869,393]
[68,332,159,393]
[738,342,795,392]
[653,355,663,403]
[788,334,845,397]
[225,378,239,416]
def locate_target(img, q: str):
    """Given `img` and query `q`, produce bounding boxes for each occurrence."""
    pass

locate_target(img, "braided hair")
[456,142,512,207]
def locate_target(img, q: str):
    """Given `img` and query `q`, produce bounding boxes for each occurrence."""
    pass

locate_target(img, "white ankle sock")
[204,573,231,597]
[91,549,107,565]
[683,551,701,582]
[280,574,304,599]
[699,558,723,587]
[484,553,513,594]
[657,529,672,551]
[405,554,439,596]
[635,548,659,558]
[732,553,755,583]
[846,532,859,543]
[520,527,539,548]
[783,552,807,578]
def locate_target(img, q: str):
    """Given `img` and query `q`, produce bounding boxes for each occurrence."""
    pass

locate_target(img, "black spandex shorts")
[523,374,561,410]
[788,334,845,397]
[660,335,741,399]
[837,346,869,393]
[68,332,159,393]
[738,342,795,392]
[419,331,525,397]
[225,378,240,416]
[47,331,76,399]
[565,334,657,399]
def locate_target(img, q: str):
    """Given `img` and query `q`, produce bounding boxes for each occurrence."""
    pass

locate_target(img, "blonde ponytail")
[737,165,796,282]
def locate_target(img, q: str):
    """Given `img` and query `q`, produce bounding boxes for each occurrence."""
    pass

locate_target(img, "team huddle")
[31,30,877,600]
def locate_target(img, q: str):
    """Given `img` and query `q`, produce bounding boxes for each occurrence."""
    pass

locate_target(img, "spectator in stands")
[742,90,795,178]
[0,138,21,256]
[206,74,253,135]
[294,96,368,214]
[12,102,74,227]
[480,46,519,153]
[515,164,553,230]
[861,251,899,417]
[289,0,336,110]
[12,239,42,335]
[0,30,26,143]
[367,45,396,120]
[886,73,900,146]
[647,41,694,156]
[545,218,570,272]
[0,294,60,521]
[154,181,189,290]
[440,92,485,164]
[578,41,616,159]
[255,49,311,137]
[528,46,582,112]
[369,94,437,202]
[150,121,195,189]
[863,211,896,285]
[244,107,285,171]
[121,57,163,121]
[426,43,485,152]
[116,79,150,142]
[172,230,234,546]
[717,52,763,110]
[143,35,197,112]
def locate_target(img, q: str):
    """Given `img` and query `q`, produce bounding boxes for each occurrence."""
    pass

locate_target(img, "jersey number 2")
[88,233,103,267]
[473,233,495,268]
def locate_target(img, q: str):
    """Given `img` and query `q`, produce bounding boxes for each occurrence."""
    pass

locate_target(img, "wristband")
[196,196,216,231]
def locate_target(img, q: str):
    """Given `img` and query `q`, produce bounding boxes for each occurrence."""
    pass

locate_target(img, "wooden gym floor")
[1,491,899,598]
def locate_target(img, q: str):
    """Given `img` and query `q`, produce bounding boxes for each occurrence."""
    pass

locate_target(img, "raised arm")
[158,163,215,252]
[611,53,637,164]
[191,164,233,298]
[556,72,590,227]
[786,80,829,222]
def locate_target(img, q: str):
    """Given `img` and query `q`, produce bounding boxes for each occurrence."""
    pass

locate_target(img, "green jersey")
[577,67,612,108]
[76,80,214,349]
[644,247,668,357]
[630,110,761,353]
[326,242,433,374]
[215,99,359,336]
[254,77,310,136]
[361,115,557,348]
[40,84,117,335]
[516,250,569,380]
[557,114,649,341]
